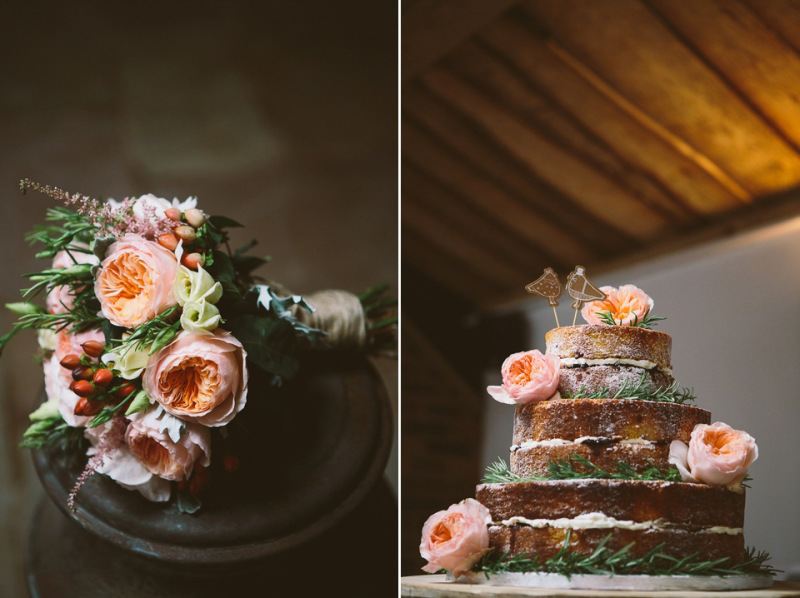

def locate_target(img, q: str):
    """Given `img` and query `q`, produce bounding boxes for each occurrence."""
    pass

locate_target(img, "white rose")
[173,265,223,306]
[180,300,221,332]
[102,343,151,380]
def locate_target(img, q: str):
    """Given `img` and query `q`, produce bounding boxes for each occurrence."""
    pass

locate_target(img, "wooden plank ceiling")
[402,0,800,311]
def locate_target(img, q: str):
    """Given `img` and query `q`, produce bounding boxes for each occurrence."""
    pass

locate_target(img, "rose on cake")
[669,422,758,492]
[420,498,491,578]
[487,349,560,405]
[581,284,654,326]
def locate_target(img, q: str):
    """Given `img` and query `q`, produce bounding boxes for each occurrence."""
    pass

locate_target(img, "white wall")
[481,216,800,578]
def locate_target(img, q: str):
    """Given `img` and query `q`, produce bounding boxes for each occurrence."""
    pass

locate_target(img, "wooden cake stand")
[401,574,800,598]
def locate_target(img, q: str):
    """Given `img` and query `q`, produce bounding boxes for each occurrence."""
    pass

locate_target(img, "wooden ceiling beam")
[403,82,635,256]
[477,14,743,216]
[402,117,599,265]
[401,0,521,81]
[520,0,800,197]
[418,65,671,240]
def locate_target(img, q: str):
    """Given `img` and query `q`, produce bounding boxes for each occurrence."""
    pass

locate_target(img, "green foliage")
[19,414,87,453]
[475,532,778,578]
[174,489,202,514]
[597,308,666,329]
[482,456,682,484]
[563,372,696,404]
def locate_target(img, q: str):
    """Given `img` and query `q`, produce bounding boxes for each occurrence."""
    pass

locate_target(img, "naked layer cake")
[419,282,766,583]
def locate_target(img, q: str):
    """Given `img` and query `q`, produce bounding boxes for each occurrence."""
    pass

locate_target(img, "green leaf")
[226,314,300,379]
[175,489,202,514]
[207,215,243,230]
[5,302,45,316]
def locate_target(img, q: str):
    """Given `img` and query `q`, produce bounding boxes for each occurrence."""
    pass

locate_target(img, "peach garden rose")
[143,330,248,427]
[487,350,560,405]
[125,408,211,482]
[581,284,654,326]
[94,234,179,328]
[669,422,758,491]
[420,498,491,578]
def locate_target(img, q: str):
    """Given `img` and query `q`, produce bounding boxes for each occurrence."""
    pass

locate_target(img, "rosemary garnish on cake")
[597,308,666,329]
[475,531,778,578]
[563,372,696,404]
[483,456,682,484]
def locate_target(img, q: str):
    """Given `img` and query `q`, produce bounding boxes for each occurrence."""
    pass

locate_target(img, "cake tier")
[476,480,746,563]
[510,399,710,475]
[546,325,673,396]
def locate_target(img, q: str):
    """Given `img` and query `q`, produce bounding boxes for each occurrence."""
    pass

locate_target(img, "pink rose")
[487,350,560,405]
[669,422,758,490]
[420,498,490,578]
[46,246,98,314]
[125,408,211,482]
[85,418,171,502]
[581,284,654,326]
[94,234,178,328]
[143,330,248,427]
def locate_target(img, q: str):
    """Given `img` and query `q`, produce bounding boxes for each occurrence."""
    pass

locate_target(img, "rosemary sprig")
[117,305,181,355]
[563,372,696,404]
[482,456,681,484]
[597,308,666,329]
[475,533,778,578]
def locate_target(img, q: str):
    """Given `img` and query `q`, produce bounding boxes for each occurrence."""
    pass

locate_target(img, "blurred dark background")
[0,2,397,596]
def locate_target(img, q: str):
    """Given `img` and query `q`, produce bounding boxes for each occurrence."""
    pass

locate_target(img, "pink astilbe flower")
[67,416,128,511]
[20,179,177,240]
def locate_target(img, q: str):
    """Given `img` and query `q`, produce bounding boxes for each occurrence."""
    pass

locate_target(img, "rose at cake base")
[418,284,773,588]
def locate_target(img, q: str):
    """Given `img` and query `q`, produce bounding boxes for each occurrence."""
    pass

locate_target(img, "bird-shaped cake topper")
[526,267,562,327]
[566,265,606,325]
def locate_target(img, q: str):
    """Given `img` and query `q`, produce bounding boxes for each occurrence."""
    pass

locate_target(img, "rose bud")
[74,396,104,416]
[165,207,182,221]
[72,380,95,397]
[184,208,206,228]
[157,232,180,251]
[115,383,137,399]
[59,354,82,370]
[181,252,205,270]
[174,225,197,244]
[223,454,240,473]
[81,340,105,358]
[93,368,114,388]
[72,365,94,381]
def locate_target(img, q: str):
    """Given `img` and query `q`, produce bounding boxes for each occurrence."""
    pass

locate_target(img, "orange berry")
[174,225,197,244]
[184,208,206,228]
[81,340,105,358]
[72,380,95,397]
[165,207,182,221]
[74,396,103,416]
[157,232,179,251]
[59,354,81,370]
[115,383,137,399]
[223,454,240,473]
[93,368,114,387]
[181,252,205,269]
[72,365,94,381]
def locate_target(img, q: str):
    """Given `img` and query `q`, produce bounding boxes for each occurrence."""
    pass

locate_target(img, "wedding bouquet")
[3,180,395,512]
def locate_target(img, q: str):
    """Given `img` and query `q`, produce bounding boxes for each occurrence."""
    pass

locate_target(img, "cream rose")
[180,300,222,332]
[94,234,179,328]
[487,350,560,405]
[420,498,491,578]
[125,408,211,482]
[173,265,223,306]
[142,330,248,427]
[581,284,654,326]
[669,422,758,491]
[102,341,151,380]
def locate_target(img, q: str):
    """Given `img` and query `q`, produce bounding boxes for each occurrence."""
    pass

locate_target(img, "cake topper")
[526,267,562,327]
[566,265,606,325]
